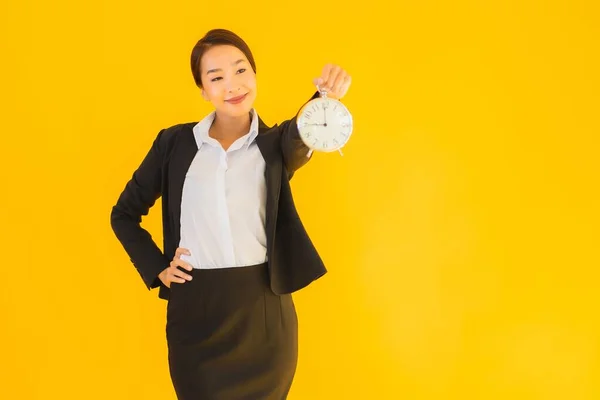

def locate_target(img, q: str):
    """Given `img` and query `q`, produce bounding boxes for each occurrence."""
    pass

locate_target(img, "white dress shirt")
[178,108,268,269]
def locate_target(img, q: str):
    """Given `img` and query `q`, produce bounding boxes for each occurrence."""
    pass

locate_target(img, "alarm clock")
[296,86,353,156]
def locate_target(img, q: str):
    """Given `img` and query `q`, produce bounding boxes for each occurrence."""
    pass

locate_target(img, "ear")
[201,88,208,101]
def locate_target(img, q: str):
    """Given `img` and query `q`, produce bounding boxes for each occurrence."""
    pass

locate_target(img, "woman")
[110,28,351,399]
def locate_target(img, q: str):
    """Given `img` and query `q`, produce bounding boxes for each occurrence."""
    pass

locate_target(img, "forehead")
[201,45,248,70]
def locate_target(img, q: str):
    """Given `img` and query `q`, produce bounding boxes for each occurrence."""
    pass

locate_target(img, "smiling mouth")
[225,93,248,104]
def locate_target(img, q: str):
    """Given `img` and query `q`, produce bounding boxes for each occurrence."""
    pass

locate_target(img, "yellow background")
[1,0,599,399]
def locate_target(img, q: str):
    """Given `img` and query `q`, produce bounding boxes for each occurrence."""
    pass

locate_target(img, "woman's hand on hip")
[158,247,193,288]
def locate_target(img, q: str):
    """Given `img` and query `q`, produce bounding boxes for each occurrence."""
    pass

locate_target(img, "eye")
[211,76,222,82]
[237,68,246,74]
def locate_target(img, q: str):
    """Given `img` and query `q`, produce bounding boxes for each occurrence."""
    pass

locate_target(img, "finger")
[338,75,352,98]
[169,274,187,284]
[321,64,333,83]
[332,71,347,96]
[317,64,335,90]
[175,247,191,258]
[171,258,193,271]
[323,65,341,92]
[172,269,193,282]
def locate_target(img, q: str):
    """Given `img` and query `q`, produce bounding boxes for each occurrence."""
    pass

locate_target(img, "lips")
[225,93,248,104]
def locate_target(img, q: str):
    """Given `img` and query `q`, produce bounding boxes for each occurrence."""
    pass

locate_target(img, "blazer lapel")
[256,117,281,253]
[168,127,198,248]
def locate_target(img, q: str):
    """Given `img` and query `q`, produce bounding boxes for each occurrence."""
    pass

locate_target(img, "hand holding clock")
[297,64,354,155]
[312,64,352,100]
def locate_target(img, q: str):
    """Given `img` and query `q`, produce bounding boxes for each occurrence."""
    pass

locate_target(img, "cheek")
[243,74,257,90]
[203,85,223,100]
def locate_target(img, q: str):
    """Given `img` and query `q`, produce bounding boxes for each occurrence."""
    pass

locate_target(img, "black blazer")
[110,93,327,300]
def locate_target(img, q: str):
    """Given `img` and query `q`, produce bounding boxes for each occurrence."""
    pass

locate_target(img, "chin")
[222,98,255,117]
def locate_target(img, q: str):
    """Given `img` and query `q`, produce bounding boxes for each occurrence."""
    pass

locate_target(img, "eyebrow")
[206,59,247,75]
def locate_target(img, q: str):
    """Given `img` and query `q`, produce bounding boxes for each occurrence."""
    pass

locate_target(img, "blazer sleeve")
[279,91,321,177]
[110,129,171,290]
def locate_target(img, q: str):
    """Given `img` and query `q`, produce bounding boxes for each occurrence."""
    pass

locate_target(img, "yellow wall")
[1,0,598,399]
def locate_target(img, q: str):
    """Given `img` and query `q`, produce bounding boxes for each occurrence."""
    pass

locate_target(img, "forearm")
[111,205,170,289]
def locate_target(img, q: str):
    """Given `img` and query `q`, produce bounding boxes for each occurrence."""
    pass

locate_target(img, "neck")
[210,111,252,140]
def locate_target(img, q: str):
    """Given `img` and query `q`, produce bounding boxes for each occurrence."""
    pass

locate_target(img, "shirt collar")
[193,108,259,151]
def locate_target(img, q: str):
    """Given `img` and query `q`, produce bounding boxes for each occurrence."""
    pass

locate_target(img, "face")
[199,45,257,118]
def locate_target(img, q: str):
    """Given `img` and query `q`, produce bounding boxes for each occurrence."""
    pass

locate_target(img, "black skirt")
[166,263,298,400]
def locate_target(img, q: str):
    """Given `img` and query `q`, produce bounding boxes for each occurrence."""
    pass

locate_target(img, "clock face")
[297,97,353,152]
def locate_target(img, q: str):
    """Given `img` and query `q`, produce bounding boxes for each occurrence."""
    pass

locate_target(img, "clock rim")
[296,97,353,152]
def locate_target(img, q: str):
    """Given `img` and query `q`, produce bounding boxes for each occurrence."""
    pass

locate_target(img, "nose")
[226,75,243,93]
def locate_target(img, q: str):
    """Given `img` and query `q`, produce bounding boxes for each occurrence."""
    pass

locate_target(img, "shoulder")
[154,122,198,148]
[160,122,197,139]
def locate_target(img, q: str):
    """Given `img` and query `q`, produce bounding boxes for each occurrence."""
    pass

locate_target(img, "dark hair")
[190,29,257,89]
